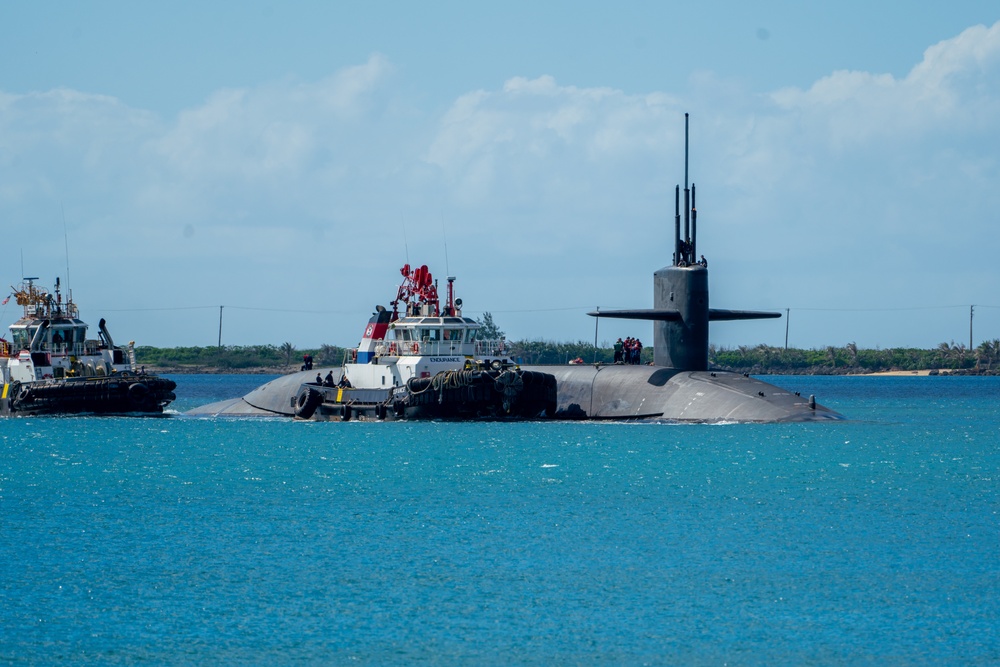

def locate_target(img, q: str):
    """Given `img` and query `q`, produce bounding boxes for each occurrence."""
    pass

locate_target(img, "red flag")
[1,296,8,305]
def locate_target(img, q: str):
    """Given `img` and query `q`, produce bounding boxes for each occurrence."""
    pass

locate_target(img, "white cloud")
[144,53,397,227]
[772,21,1000,147]
[423,74,683,264]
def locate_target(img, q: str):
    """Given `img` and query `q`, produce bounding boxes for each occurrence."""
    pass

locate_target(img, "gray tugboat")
[1,277,176,416]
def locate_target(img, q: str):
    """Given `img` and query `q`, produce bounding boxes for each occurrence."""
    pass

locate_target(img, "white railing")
[367,338,508,358]
[476,339,508,357]
[36,342,81,356]
[28,340,103,357]
[391,340,471,357]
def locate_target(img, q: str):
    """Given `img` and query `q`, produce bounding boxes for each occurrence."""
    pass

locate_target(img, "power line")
[73,302,1000,316]
[467,306,593,314]
[92,305,356,315]
[779,305,1000,313]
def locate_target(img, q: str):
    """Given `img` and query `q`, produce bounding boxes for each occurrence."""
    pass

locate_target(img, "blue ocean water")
[2,374,998,665]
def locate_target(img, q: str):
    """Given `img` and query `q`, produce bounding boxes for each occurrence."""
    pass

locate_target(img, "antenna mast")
[62,203,71,293]
[675,112,694,266]
[401,217,410,265]
[683,113,690,250]
[441,214,450,277]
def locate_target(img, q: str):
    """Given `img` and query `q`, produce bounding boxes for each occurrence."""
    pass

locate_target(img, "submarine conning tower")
[590,113,780,371]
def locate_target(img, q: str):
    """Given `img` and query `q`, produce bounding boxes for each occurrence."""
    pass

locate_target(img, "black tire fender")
[294,386,322,419]
[128,382,149,403]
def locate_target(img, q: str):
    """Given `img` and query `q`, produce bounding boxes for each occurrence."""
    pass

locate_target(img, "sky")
[2,1,1000,352]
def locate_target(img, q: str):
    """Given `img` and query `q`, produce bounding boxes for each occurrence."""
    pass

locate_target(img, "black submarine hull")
[529,365,841,422]
[184,366,842,422]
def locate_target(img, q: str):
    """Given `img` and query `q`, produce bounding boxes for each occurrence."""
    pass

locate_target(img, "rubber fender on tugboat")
[490,359,503,371]
[128,382,149,403]
[294,386,322,419]
[407,377,431,393]
[376,403,388,420]
[341,404,352,422]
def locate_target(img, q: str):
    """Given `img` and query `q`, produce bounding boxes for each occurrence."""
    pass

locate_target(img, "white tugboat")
[1,277,176,416]
[292,263,557,421]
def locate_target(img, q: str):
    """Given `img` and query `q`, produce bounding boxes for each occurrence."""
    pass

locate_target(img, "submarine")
[186,114,842,422]
[516,113,841,422]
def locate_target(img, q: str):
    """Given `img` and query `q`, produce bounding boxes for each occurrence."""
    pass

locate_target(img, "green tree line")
[135,339,1000,374]
[135,343,351,371]
[710,340,1000,374]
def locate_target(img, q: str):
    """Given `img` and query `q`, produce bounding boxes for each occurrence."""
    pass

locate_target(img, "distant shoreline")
[144,366,294,375]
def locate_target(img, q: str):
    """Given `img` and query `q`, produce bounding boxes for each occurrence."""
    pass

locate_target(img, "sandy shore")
[855,369,944,376]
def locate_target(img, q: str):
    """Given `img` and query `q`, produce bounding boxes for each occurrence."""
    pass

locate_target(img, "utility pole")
[218,305,224,348]
[970,305,974,352]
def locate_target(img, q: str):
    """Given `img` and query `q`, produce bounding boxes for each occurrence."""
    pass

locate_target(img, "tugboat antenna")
[401,217,410,266]
[62,202,71,295]
[441,214,451,278]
